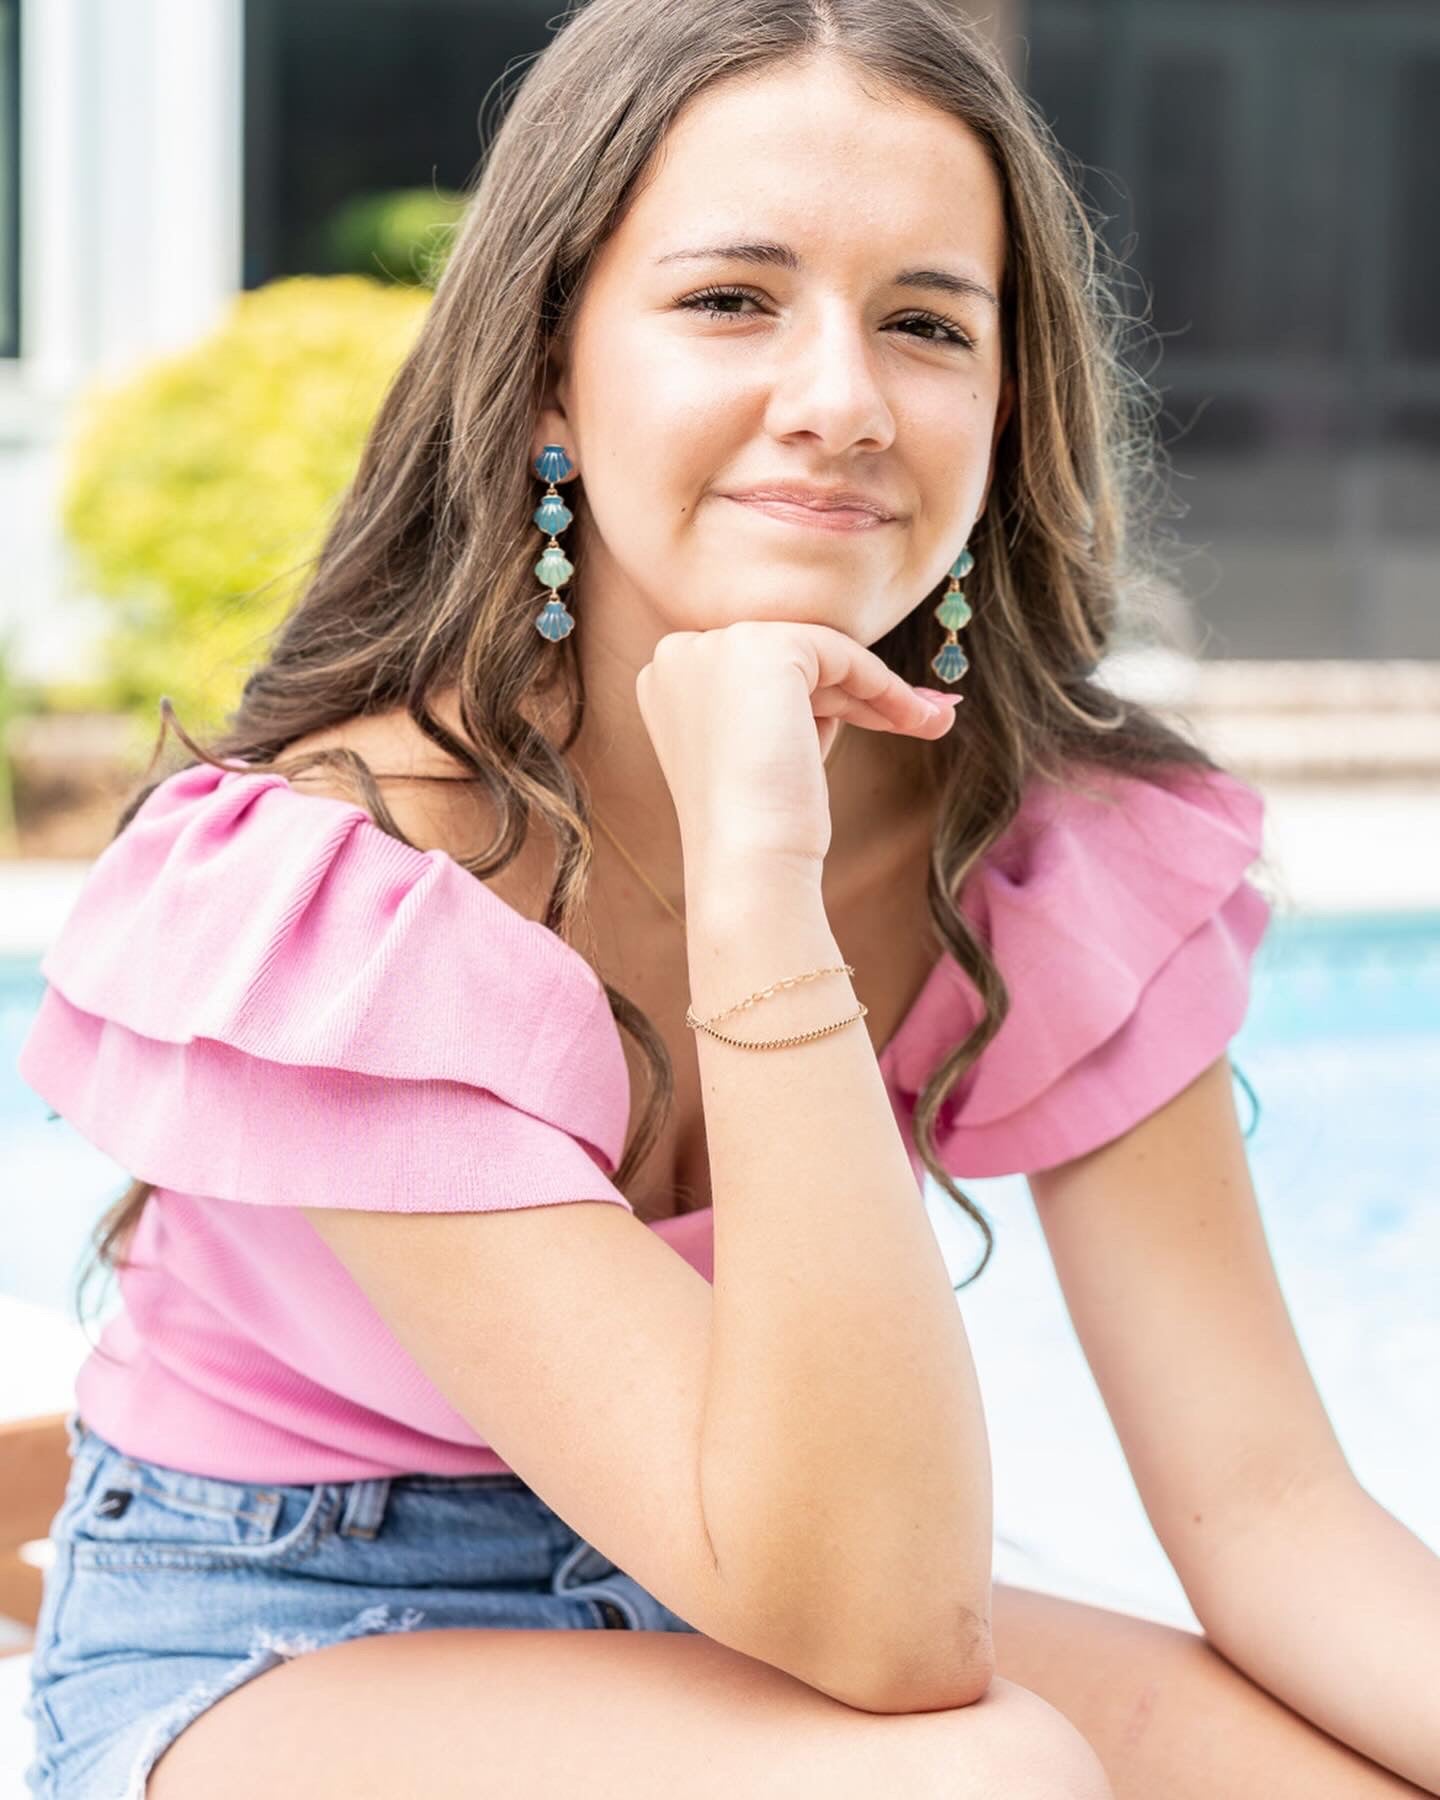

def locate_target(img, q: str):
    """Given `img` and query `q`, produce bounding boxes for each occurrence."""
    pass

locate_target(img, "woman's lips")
[723,495,895,532]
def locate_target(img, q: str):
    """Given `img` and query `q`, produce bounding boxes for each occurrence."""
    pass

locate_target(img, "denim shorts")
[25,1413,698,1798]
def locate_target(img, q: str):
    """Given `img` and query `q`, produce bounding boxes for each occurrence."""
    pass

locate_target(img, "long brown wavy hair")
[72,0,1262,1346]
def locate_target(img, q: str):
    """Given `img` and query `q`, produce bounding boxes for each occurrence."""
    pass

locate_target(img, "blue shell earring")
[930,545,976,689]
[532,444,576,641]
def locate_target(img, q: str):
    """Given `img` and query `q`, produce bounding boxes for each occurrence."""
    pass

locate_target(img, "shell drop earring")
[931,545,976,688]
[532,444,576,641]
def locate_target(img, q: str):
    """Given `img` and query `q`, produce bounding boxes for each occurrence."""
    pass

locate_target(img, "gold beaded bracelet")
[684,962,868,1050]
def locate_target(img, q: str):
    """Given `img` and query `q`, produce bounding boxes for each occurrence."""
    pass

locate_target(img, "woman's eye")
[676,285,975,351]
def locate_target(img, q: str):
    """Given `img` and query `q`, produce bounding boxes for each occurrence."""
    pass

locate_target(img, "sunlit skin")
[151,54,1440,1800]
[285,56,1440,1800]
[497,53,1014,902]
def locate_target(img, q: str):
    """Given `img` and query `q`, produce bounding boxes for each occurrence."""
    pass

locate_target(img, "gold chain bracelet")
[684,961,867,1050]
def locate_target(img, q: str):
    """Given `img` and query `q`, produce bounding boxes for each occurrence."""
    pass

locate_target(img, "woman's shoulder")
[281,698,574,913]
[888,757,1273,1177]
[961,757,1270,953]
[24,727,626,1123]
[15,721,633,1211]
[280,702,503,859]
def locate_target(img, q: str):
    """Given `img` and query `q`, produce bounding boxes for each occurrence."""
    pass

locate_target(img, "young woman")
[19,3,1438,1797]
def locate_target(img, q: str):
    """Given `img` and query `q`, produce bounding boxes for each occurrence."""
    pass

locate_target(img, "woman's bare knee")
[862,1675,1115,1800]
[968,1677,1114,1798]
[147,1627,1114,1800]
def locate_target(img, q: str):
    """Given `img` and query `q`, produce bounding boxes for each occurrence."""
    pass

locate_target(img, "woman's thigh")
[990,1582,1427,1799]
[27,1426,697,1796]
[148,1626,1112,1800]
[28,1424,1108,1799]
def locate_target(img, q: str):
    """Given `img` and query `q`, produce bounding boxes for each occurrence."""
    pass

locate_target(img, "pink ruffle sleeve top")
[16,757,1272,1482]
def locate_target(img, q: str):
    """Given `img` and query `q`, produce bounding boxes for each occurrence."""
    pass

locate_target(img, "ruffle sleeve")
[16,762,636,1213]
[883,762,1272,1177]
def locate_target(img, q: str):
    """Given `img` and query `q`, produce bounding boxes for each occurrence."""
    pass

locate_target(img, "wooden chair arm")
[0,1412,72,1636]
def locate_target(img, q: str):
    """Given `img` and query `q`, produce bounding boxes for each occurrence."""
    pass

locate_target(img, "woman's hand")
[635,620,958,870]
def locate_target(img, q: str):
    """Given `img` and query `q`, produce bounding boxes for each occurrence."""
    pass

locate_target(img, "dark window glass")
[1160,393,1266,459]
[1389,53,1440,360]
[1136,48,1231,357]
[1026,0,1438,657]
[243,0,547,288]
[1388,406,1440,454]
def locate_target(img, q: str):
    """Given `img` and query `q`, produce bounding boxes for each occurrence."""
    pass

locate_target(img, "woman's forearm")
[1190,1474,1440,1794]
[687,854,994,1712]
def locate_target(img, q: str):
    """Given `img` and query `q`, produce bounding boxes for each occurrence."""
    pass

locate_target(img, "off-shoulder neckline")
[216,760,945,1079]
[233,760,617,996]
[186,754,1264,1115]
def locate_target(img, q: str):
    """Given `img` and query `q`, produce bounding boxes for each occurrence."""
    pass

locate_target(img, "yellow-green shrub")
[321,187,466,288]
[60,275,431,735]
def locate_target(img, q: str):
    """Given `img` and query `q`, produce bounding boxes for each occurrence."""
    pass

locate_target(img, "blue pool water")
[940,909,1440,1621]
[3,911,1438,1627]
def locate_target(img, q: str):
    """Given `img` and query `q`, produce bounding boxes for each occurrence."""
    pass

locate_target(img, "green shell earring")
[532,444,576,641]
[931,545,975,687]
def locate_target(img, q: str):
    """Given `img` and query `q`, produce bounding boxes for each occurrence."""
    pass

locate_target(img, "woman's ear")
[534,339,579,475]
[976,371,1016,518]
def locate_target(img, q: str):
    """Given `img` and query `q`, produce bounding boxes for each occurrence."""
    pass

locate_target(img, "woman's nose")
[762,313,895,450]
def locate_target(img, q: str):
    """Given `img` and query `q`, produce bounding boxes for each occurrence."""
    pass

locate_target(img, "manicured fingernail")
[914,686,961,709]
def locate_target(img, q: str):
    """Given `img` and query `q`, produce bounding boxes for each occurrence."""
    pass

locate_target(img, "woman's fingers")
[809,689,897,730]
[811,685,958,736]
[794,627,961,736]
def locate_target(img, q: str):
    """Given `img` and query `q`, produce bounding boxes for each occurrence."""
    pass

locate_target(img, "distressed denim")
[25,1414,697,1797]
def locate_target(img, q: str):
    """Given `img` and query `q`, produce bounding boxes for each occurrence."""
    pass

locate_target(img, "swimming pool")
[3,909,1438,1628]
[949,908,1440,1623]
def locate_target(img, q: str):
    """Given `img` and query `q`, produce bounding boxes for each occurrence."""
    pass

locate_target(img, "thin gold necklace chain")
[589,727,848,927]
[589,808,685,924]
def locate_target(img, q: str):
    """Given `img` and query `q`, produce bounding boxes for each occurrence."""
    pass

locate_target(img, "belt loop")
[64,1411,86,1458]
[338,1476,392,1539]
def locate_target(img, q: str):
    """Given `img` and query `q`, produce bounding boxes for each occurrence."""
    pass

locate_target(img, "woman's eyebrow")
[652,240,999,311]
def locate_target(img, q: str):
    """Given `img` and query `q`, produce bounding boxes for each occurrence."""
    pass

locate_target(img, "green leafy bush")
[320,187,467,288]
[59,275,431,735]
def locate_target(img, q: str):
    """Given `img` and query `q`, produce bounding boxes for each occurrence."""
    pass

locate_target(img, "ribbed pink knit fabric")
[17,758,1271,1481]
